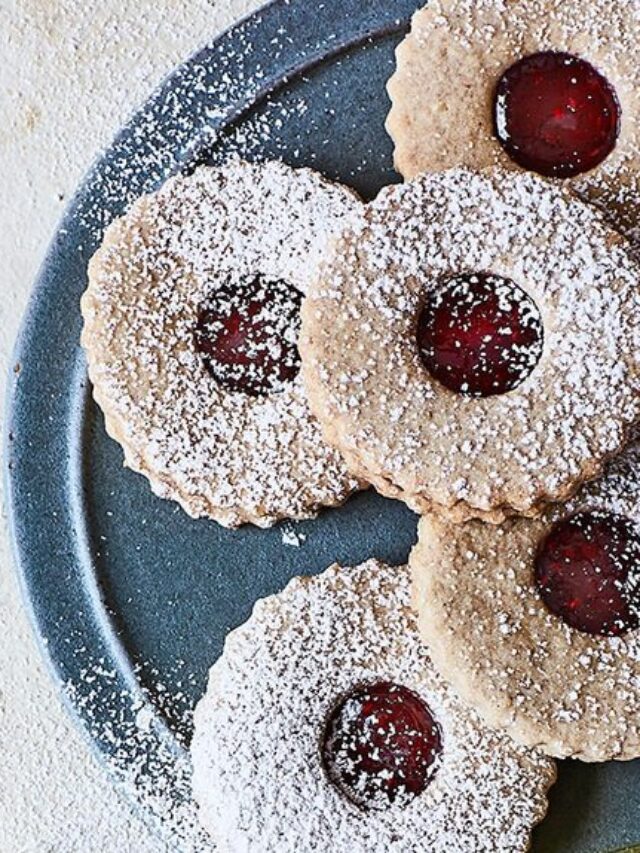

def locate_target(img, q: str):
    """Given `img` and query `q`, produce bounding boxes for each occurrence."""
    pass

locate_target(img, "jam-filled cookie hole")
[416,273,543,398]
[493,51,621,179]
[195,275,303,397]
[535,511,640,636]
[321,681,443,811]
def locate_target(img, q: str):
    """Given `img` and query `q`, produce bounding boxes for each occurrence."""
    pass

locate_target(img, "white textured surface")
[0,1,258,849]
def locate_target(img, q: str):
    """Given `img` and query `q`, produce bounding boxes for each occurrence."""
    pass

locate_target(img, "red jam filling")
[493,51,620,178]
[535,512,640,636]
[195,276,302,397]
[416,273,543,397]
[322,682,442,811]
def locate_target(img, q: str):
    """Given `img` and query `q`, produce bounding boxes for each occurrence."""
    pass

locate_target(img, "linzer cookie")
[386,0,640,244]
[411,443,640,761]
[81,161,363,528]
[191,560,555,852]
[300,167,640,523]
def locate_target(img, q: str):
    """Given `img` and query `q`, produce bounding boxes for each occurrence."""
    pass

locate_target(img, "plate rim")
[3,0,416,845]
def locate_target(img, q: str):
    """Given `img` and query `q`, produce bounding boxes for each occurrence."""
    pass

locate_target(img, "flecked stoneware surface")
[5,0,640,849]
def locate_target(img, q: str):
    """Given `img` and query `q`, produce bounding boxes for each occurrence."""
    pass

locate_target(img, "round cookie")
[192,560,556,852]
[386,0,640,244]
[81,160,363,528]
[410,443,640,761]
[300,167,640,524]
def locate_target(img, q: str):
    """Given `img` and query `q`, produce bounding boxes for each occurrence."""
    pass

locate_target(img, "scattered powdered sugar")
[411,440,640,760]
[321,680,443,810]
[81,160,363,528]
[74,7,287,242]
[416,271,544,397]
[195,275,303,397]
[301,167,640,523]
[60,649,212,853]
[281,523,307,547]
[191,560,555,852]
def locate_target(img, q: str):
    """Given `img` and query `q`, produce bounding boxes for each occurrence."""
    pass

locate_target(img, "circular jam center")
[195,276,302,397]
[493,51,621,178]
[322,682,442,811]
[535,512,640,636]
[416,273,543,397]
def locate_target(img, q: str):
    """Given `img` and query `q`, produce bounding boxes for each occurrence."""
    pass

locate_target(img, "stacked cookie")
[81,1,640,849]
[81,161,364,528]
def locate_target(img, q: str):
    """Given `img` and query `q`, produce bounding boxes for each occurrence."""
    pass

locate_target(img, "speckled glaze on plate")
[4,0,640,849]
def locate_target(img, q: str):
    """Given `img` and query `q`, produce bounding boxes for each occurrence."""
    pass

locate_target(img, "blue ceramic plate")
[5,0,640,849]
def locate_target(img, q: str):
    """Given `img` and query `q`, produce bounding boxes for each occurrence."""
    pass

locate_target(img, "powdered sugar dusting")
[411,441,640,760]
[301,167,640,523]
[81,160,363,527]
[60,649,212,853]
[281,523,307,547]
[76,9,283,241]
[192,560,555,852]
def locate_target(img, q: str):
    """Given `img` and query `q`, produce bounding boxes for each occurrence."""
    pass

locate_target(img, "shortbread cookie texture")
[300,168,640,523]
[411,444,640,761]
[192,561,555,852]
[387,0,640,243]
[81,161,363,528]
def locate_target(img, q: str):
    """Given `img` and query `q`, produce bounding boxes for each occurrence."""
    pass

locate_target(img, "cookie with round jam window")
[81,160,363,528]
[191,560,556,852]
[410,441,640,760]
[386,0,640,245]
[299,167,640,523]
